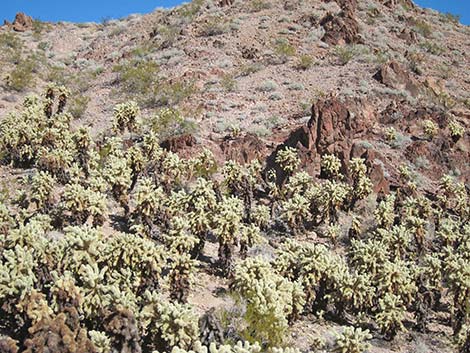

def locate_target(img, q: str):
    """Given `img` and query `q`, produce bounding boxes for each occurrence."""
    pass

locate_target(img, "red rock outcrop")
[309,97,375,157]
[398,28,418,44]
[267,97,389,191]
[373,61,420,96]
[320,10,360,45]
[220,133,267,164]
[219,0,234,6]
[12,13,33,32]
[161,134,197,153]
[382,0,415,9]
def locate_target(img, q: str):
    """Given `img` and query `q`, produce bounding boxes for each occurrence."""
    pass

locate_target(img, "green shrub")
[0,32,23,63]
[221,73,237,92]
[335,45,359,65]
[176,0,204,20]
[113,59,196,107]
[146,107,197,139]
[153,24,181,49]
[257,80,278,92]
[4,56,37,91]
[420,41,444,55]
[251,0,272,12]
[297,54,314,70]
[199,16,228,37]
[441,12,460,24]
[412,19,433,38]
[69,95,90,119]
[32,19,51,40]
[159,80,197,107]
[273,38,296,63]
[238,63,263,77]
[113,59,160,97]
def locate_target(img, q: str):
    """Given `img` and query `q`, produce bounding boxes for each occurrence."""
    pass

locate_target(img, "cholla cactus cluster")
[448,119,465,141]
[0,86,468,352]
[333,327,372,353]
[275,146,300,174]
[231,257,305,345]
[422,119,438,139]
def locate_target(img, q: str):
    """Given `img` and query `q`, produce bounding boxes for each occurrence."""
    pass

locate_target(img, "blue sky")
[1,0,469,24]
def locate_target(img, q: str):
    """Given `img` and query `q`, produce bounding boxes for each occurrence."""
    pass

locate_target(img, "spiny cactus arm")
[321,154,342,179]
[275,147,300,174]
[333,326,372,353]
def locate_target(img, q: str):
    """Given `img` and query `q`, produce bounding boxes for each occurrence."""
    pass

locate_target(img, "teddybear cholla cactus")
[61,183,106,226]
[375,293,406,340]
[422,119,438,139]
[275,147,300,175]
[141,291,199,351]
[348,158,372,206]
[280,193,310,234]
[168,340,303,353]
[231,257,305,346]
[333,327,372,353]
[448,119,464,142]
[165,217,199,302]
[321,154,342,180]
[113,101,140,133]
[213,196,244,275]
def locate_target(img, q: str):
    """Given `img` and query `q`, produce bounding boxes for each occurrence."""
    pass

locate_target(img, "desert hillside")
[0,0,468,352]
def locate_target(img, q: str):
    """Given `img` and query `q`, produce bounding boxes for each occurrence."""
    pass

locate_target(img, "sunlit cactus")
[375,293,406,340]
[141,291,199,351]
[126,145,146,190]
[251,204,271,229]
[231,257,305,346]
[103,154,132,215]
[333,326,372,353]
[422,119,438,139]
[27,171,56,212]
[321,154,342,180]
[213,196,244,275]
[374,194,396,228]
[60,183,107,226]
[131,177,165,235]
[448,119,465,142]
[239,224,264,258]
[280,193,310,234]
[275,147,300,175]
[112,101,140,134]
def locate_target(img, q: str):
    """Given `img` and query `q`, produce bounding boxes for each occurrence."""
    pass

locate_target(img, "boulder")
[373,61,420,96]
[220,133,267,164]
[241,46,259,60]
[398,28,418,44]
[309,96,375,157]
[12,13,33,32]
[219,0,234,6]
[320,10,360,45]
[382,0,415,9]
[161,134,196,153]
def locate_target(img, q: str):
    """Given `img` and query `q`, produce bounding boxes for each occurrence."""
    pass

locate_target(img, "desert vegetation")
[0,84,468,352]
[0,0,469,352]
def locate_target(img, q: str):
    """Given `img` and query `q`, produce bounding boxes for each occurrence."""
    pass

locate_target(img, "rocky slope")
[0,1,469,352]
[0,0,468,190]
